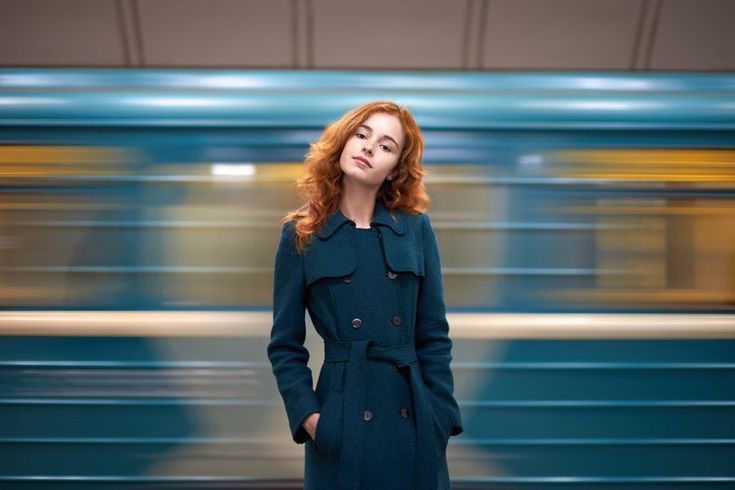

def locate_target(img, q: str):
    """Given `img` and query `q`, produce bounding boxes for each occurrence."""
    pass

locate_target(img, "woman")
[267,101,463,490]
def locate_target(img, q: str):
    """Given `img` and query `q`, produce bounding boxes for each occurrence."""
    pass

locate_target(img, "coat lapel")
[303,201,424,287]
[374,201,424,277]
[304,208,356,287]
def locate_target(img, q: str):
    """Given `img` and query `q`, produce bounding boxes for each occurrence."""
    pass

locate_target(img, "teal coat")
[268,200,463,489]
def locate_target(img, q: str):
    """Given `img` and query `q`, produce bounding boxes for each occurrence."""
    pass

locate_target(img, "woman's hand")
[303,412,320,440]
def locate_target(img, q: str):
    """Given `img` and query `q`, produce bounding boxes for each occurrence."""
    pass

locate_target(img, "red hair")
[283,100,430,253]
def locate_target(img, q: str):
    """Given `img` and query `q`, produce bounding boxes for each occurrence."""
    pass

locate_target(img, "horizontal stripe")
[454,438,735,446]
[1,312,734,338]
[0,476,288,482]
[6,174,735,190]
[0,398,733,408]
[2,92,733,130]
[0,475,733,484]
[2,437,734,446]
[461,400,735,408]
[7,220,279,228]
[0,361,266,368]
[2,71,732,92]
[0,437,264,444]
[451,362,735,370]
[453,476,735,484]
[1,360,733,370]
[0,398,275,406]
[1,266,613,276]
[1,266,271,274]
[6,219,616,231]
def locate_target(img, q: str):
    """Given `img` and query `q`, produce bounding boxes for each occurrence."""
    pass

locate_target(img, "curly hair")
[283,100,430,253]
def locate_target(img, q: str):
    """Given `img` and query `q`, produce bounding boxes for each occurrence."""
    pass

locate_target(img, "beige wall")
[0,0,733,70]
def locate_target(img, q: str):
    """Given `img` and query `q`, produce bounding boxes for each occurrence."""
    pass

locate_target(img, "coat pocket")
[313,391,343,458]
[427,390,451,450]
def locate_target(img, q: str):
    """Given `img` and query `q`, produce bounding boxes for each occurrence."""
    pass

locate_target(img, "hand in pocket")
[303,412,320,441]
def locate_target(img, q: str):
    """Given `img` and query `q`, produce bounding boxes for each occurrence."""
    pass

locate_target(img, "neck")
[339,181,379,228]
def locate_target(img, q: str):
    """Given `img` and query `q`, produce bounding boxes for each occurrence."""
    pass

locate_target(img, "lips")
[353,156,372,168]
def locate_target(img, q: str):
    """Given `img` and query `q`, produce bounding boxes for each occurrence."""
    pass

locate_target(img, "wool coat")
[267,200,463,490]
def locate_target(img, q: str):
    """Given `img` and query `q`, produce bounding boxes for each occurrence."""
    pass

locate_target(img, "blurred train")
[1,70,734,489]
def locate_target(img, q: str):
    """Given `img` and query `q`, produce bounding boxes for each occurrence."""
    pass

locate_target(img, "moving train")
[1,69,734,489]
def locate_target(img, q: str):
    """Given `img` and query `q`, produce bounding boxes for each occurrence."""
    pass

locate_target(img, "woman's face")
[339,111,405,188]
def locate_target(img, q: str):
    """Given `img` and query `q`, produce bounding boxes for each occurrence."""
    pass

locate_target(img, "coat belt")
[324,339,441,490]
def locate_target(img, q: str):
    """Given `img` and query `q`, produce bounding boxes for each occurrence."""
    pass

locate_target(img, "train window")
[422,164,507,309]
[2,146,734,313]
[530,148,735,311]
[139,161,304,308]
[0,147,303,309]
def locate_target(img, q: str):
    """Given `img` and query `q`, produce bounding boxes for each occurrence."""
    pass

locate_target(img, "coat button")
[387,270,398,279]
[363,410,373,421]
[352,318,362,329]
[342,275,353,283]
[391,315,402,327]
[399,408,409,418]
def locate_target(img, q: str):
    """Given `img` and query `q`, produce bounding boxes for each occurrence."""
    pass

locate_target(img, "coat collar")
[317,200,406,240]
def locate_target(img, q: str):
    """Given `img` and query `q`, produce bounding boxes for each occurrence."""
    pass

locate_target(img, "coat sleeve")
[267,221,320,444]
[415,213,464,437]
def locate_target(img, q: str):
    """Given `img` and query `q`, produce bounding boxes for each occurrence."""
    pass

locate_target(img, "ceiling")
[0,0,733,70]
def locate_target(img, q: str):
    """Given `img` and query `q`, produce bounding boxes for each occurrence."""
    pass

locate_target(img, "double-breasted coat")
[267,200,463,490]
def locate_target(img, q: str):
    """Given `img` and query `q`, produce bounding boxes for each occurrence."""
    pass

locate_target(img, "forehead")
[360,112,405,144]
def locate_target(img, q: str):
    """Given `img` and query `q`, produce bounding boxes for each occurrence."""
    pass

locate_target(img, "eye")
[355,132,366,139]
[380,144,392,152]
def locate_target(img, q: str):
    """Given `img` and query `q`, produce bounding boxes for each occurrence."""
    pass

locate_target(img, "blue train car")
[1,70,734,489]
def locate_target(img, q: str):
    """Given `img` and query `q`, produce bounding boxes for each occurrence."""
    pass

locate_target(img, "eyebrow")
[358,124,400,148]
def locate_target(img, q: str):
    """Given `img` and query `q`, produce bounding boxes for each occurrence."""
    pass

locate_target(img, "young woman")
[267,101,463,490]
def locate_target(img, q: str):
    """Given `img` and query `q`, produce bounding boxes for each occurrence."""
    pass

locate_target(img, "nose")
[362,141,374,155]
